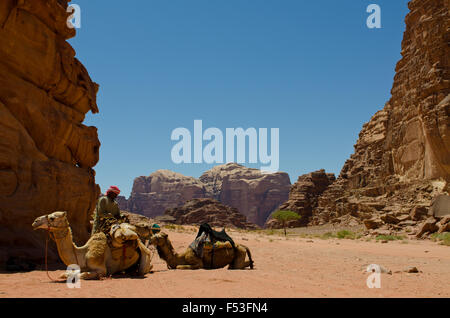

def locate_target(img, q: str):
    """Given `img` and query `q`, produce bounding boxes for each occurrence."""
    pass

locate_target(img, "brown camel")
[32,211,153,279]
[150,231,254,270]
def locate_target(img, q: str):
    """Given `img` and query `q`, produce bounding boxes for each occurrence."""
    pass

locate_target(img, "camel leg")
[179,248,203,270]
[137,239,153,276]
[59,273,68,280]
[229,247,252,270]
[80,271,105,280]
[176,264,202,270]
[83,257,107,279]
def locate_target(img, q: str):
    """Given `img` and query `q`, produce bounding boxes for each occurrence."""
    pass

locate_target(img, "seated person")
[91,186,122,235]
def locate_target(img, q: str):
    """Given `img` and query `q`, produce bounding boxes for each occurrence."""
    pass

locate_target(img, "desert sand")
[0,227,449,298]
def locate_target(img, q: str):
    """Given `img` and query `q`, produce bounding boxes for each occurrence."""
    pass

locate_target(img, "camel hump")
[86,232,108,259]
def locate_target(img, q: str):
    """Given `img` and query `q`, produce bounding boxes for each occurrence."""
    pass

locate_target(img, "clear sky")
[69,0,410,197]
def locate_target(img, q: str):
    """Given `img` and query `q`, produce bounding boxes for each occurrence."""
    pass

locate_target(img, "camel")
[150,231,254,270]
[32,211,153,280]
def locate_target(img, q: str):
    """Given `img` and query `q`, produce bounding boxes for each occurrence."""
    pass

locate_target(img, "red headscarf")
[106,186,121,195]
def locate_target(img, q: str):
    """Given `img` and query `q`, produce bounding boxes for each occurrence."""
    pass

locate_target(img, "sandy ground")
[0,227,449,298]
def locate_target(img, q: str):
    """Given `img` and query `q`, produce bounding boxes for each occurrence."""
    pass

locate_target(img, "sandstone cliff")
[265,170,335,228]
[199,163,291,226]
[121,170,208,218]
[120,163,291,226]
[312,0,450,234]
[0,0,100,268]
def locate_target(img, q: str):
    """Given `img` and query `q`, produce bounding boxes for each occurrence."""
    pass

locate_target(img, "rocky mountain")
[199,163,291,226]
[120,170,208,218]
[0,0,101,268]
[281,0,450,236]
[265,170,335,228]
[165,198,259,230]
[119,163,291,226]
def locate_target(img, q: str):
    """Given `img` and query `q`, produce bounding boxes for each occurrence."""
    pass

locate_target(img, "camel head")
[149,231,169,247]
[32,211,69,231]
[110,223,139,244]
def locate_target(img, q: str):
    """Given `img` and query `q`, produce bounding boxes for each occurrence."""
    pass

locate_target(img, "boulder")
[380,214,400,224]
[430,195,450,218]
[164,198,259,229]
[416,217,439,238]
[410,206,429,221]
[437,216,450,233]
[364,218,383,230]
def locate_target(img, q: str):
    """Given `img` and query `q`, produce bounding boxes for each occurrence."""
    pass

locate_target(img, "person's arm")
[111,202,121,218]
[97,197,107,218]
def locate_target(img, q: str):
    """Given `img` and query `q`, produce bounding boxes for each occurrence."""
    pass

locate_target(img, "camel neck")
[158,238,183,268]
[52,227,81,267]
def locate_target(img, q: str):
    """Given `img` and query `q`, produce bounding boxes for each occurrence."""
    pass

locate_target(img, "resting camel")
[32,211,153,280]
[150,231,254,270]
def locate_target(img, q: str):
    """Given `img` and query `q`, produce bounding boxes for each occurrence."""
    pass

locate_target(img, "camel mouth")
[32,216,49,230]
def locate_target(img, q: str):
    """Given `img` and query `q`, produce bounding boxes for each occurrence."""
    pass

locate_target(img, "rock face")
[121,170,208,218]
[0,0,101,268]
[199,163,291,226]
[165,198,259,229]
[265,170,335,228]
[311,0,450,230]
[121,163,291,226]
[430,195,450,218]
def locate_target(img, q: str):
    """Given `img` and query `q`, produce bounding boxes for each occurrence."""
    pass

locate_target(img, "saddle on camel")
[32,186,153,280]
[150,222,254,270]
[190,223,236,265]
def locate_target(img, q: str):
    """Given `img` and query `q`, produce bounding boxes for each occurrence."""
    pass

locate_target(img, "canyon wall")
[311,0,449,227]
[199,163,291,226]
[0,0,100,268]
[122,170,208,218]
[266,170,335,228]
[120,163,291,226]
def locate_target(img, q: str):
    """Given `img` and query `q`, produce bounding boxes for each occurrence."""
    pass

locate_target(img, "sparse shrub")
[321,232,335,239]
[271,210,301,237]
[336,230,357,239]
[163,224,177,230]
[375,234,405,241]
[431,232,450,246]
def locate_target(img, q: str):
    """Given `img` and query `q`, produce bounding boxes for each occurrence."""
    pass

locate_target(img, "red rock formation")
[0,0,100,268]
[313,0,449,232]
[200,163,291,226]
[165,198,259,229]
[121,164,291,226]
[265,170,335,228]
[123,170,208,218]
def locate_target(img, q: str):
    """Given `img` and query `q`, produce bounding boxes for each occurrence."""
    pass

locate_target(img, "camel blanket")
[189,223,235,257]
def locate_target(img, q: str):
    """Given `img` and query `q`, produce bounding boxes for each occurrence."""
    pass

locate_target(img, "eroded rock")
[0,0,100,268]
[122,163,291,227]
[164,198,259,229]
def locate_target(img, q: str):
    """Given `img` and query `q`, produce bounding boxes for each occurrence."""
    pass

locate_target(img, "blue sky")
[69,0,410,197]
